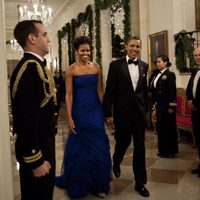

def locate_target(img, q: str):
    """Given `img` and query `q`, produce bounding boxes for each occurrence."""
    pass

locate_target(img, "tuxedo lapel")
[135,60,145,92]
[120,57,134,90]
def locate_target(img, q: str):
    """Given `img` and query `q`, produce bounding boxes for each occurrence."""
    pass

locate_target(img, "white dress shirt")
[153,68,167,88]
[193,69,200,98]
[24,51,45,62]
[126,56,139,91]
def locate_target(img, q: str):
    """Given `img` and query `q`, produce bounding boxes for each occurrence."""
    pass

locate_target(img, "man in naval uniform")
[10,20,57,200]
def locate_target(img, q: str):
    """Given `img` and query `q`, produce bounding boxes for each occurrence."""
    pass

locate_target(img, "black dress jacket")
[152,69,177,109]
[10,53,57,169]
[186,68,200,110]
[103,57,148,126]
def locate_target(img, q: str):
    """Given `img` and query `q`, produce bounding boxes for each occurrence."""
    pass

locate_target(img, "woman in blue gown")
[55,36,112,198]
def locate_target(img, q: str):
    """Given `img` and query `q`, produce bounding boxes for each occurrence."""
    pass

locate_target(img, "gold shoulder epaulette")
[169,102,177,106]
[12,60,57,107]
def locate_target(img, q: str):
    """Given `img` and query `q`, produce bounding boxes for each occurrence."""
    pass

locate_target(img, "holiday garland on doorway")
[174,30,196,73]
[57,0,130,73]
[94,0,130,66]
[57,5,93,74]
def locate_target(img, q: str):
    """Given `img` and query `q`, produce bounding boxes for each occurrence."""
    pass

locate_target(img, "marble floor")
[12,103,200,200]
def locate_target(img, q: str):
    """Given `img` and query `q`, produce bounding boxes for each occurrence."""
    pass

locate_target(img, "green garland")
[123,0,131,41]
[58,1,130,71]
[57,5,93,73]
[95,0,102,66]
[174,30,195,73]
[94,0,130,65]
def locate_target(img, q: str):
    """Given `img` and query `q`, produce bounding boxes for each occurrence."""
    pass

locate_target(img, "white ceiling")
[4,0,70,40]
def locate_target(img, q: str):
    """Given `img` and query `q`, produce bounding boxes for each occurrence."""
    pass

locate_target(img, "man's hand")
[188,100,193,109]
[32,161,51,177]
[68,118,77,134]
[105,117,113,126]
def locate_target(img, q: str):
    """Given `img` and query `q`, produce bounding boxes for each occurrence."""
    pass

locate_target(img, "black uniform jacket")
[186,68,200,110]
[103,56,148,126]
[152,69,177,109]
[10,53,57,169]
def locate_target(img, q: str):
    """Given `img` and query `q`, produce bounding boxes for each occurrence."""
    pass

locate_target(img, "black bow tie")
[128,59,138,65]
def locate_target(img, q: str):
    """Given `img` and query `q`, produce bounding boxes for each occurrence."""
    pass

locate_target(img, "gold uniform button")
[55,125,58,128]
[54,112,58,116]
[32,149,36,154]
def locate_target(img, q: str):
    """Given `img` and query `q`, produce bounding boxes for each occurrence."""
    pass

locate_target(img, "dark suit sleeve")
[143,63,149,113]
[103,62,117,117]
[186,75,194,101]
[168,72,177,108]
[14,64,44,169]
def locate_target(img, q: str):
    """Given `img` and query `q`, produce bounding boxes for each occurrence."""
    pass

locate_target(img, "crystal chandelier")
[10,39,23,53]
[108,0,125,37]
[18,0,53,30]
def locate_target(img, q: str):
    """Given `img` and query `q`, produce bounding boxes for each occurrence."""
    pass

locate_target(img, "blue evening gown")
[55,74,112,198]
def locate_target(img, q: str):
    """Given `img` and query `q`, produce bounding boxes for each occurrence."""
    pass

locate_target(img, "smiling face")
[125,39,141,60]
[75,43,90,62]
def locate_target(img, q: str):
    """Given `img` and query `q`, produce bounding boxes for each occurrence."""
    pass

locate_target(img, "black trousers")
[156,107,178,155]
[19,165,55,200]
[192,110,200,158]
[113,119,147,185]
[19,136,55,200]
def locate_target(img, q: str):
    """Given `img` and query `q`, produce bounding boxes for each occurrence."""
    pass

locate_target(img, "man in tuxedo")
[10,20,57,199]
[186,47,200,178]
[103,36,149,197]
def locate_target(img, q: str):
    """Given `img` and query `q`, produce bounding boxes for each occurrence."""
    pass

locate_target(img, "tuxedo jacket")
[10,53,57,169]
[186,69,200,110]
[152,69,177,109]
[103,57,148,126]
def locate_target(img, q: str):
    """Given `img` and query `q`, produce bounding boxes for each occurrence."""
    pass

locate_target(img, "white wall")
[139,0,196,89]
[0,0,14,199]
[50,0,196,89]
[100,10,112,88]
[50,0,94,69]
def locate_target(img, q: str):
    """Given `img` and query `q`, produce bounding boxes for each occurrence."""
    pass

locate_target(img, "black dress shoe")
[113,165,121,178]
[191,167,200,174]
[135,184,150,197]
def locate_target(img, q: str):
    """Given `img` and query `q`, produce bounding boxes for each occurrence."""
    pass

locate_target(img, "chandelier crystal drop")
[10,39,23,53]
[18,0,53,30]
[107,0,125,37]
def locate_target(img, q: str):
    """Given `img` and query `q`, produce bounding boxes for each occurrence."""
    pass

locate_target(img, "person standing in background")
[152,55,178,158]
[148,63,159,130]
[186,47,200,178]
[10,20,57,200]
[103,36,150,197]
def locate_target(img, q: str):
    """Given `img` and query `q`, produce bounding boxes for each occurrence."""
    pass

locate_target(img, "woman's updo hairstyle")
[73,36,91,50]
[158,54,172,67]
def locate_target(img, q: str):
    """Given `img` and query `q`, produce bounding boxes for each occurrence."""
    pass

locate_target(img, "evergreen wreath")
[174,30,196,73]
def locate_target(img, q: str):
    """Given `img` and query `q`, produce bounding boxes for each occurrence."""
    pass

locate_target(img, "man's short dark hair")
[13,20,42,48]
[125,36,141,45]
